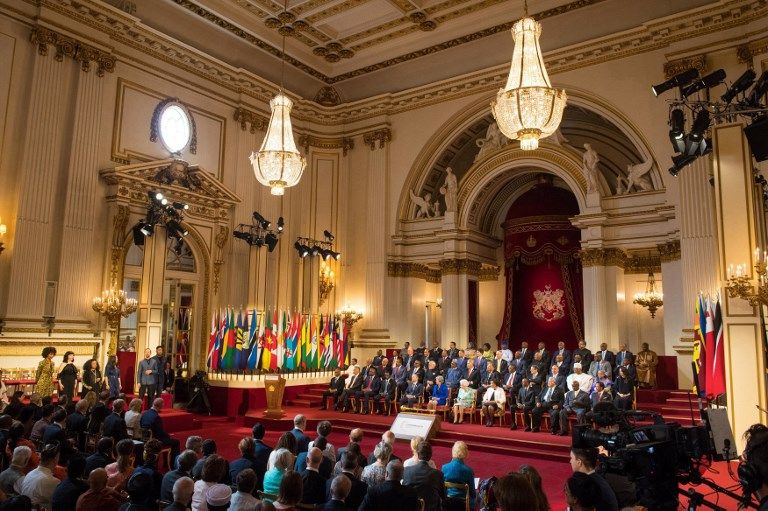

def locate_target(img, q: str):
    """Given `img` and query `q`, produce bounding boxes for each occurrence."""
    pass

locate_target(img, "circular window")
[158,104,192,154]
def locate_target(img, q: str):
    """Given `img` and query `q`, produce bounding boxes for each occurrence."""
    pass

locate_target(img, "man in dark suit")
[423,360,439,394]
[251,423,272,490]
[102,399,127,442]
[327,452,368,510]
[493,351,509,375]
[550,365,567,391]
[536,342,551,369]
[140,397,180,459]
[161,450,196,502]
[84,437,114,473]
[360,358,375,381]
[520,341,534,366]
[407,359,425,384]
[392,358,408,394]
[372,350,384,367]
[374,369,396,414]
[517,378,535,431]
[591,382,612,408]
[301,448,327,505]
[321,475,354,511]
[438,350,452,375]
[614,344,633,374]
[531,377,565,433]
[229,437,261,486]
[557,380,591,436]
[358,367,382,415]
[359,460,418,511]
[88,392,110,434]
[551,353,570,377]
[527,365,544,395]
[465,359,481,390]
[402,441,444,511]
[502,365,523,406]
[290,414,311,453]
[320,368,346,410]
[44,408,75,464]
[335,429,366,466]
[399,374,424,407]
[570,448,620,511]
[554,341,572,369]
[598,343,615,368]
[338,366,363,412]
[66,399,89,450]
[575,340,592,366]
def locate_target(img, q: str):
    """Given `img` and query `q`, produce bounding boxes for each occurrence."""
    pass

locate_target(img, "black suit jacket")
[326,472,367,511]
[301,469,327,504]
[537,386,565,408]
[139,408,170,443]
[103,412,127,442]
[361,375,382,394]
[575,348,593,364]
[403,461,445,511]
[517,387,536,408]
[520,348,534,364]
[320,499,353,511]
[328,375,346,394]
[554,348,572,368]
[537,350,551,369]
[465,368,481,389]
[378,378,396,399]
[358,480,419,511]
[599,350,616,366]
[345,374,363,392]
[253,439,272,489]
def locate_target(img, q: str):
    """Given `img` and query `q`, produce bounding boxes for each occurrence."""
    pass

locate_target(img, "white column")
[581,249,624,350]
[659,247,689,387]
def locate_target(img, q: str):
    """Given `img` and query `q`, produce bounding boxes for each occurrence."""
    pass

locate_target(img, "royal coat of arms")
[532,285,565,322]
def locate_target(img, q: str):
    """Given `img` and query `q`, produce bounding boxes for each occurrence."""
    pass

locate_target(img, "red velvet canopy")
[496,175,583,351]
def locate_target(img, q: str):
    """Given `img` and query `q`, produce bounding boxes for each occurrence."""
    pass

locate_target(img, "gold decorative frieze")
[30,27,116,77]
[234,107,268,133]
[579,248,627,268]
[314,86,342,107]
[737,36,768,65]
[657,240,681,263]
[212,226,229,295]
[439,258,482,276]
[298,135,354,155]
[624,254,662,275]
[387,262,441,283]
[0,340,100,358]
[363,129,392,150]
[478,265,501,282]
[663,55,706,79]
[110,205,131,286]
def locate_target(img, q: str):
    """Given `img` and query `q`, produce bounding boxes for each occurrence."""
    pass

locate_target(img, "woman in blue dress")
[105,355,121,398]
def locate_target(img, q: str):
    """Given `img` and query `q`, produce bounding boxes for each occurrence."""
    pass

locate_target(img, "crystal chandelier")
[92,288,138,329]
[633,272,664,318]
[491,1,567,150]
[249,0,306,196]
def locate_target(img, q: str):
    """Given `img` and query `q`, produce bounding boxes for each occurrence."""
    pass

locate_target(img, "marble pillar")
[581,249,625,350]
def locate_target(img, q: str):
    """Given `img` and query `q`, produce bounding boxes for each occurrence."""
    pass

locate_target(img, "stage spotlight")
[152,191,164,202]
[319,248,332,261]
[681,69,726,98]
[132,225,146,246]
[172,201,189,210]
[669,153,697,176]
[265,233,279,252]
[166,220,188,237]
[745,115,768,162]
[652,68,699,97]
[233,230,253,244]
[331,250,341,261]
[310,245,320,257]
[253,236,264,247]
[323,230,335,241]
[277,217,284,232]
[721,69,756,104]
[295,241,310,257]
[253,212,271,229]
[684,109,711,155]
[138,221,154,237]
[668,108,685,153]
[172,237,184,255]
[747,71,768,108]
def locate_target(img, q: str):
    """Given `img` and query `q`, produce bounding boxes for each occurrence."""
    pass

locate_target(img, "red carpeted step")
[287,398,323,407]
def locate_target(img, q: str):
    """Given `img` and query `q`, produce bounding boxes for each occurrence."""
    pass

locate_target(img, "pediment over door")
[99,158,241,219]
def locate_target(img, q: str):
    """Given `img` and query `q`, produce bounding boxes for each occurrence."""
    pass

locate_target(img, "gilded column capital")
[663,54,706,79]
[658,240,681,263]
[298,134,354,156]
[624,254,661,275]
[362,128,392,150]
[439,258,482,276]
[233,107,268,133]
[478,265,501,281]
[579,248,627,268]
[30,27,116,76]
[737,36,768,65]
[387,261,441,283]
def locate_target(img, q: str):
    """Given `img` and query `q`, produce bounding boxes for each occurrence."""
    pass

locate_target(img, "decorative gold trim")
[624,254,662,275]
[30,26,115,77]
[663,55,706,79]
[737,36,768,65]
[478,265,501,281]
[110,205,131,287]
[439,258,482,276]
[314,86,342,107]
[658,240,681,263]
[362,128,392,150]
[0,341,100,357]
[298,135,354,155]
[387,262,441,283]
[213,226,229,295]
[579,248,627,268]
[234,107,268,133]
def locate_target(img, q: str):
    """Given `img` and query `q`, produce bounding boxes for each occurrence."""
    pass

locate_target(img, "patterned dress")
[35,359,55,398]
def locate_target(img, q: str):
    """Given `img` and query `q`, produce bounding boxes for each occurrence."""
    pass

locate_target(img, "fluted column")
[439,259,480,345]
[581,248,625,350]
[358,128,392,348]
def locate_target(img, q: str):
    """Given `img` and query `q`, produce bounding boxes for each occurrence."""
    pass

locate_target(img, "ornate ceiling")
[123,0,716,100]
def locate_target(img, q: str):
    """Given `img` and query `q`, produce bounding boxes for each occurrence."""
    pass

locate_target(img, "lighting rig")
[652,67,768,175]
[232,212,283,252]
[294,230,340,260]
[132,191,190,254]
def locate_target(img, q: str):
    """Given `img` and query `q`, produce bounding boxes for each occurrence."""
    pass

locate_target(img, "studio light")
[668,108,685,153]
[651,68,699,97]
[295,241,310,257]
[331,250,341,261]
[319,248,332,261]
[685,109,711,155]
[233,230,252,244]
[669,154,697,176]
[721,69,756,104]
[253,211,271,230]
[277,217,284,232]
[681,69,726,98]
[132,225,145,246]
[747,72,768,108]
[172,201,189,211]
[323,230,335,242]
[154,191,164,201]
[265,232,279,252]
[166,220,188,238]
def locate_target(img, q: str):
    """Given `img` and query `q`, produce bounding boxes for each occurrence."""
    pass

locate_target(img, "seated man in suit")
[402,441,444,511]
[300,447,327,505]
[359,460,418,511]
[321,475,353,511]
[553,341,572,369]
[614,344,633,375]
[391,357,408,395]
[557,380,590,436]
[43,408,75,465]
[464,359,481,390]
[423,360,439,396]
[528,365,544,395]
[590,381,612,408]
[550,365,567,391]
[530,377,565,434]
[327,452,368,510]
[550,354,570,377]
[517,378,536,431]
[357,367,382,415]
[373,369,396,415]
[102,399,127,442]
[399,374,424,408]
[337,366,363,412]
[139,397,180,459]
[320,368,346,410]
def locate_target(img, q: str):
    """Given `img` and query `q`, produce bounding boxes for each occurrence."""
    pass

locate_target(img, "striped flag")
[260,308,273,371]
[270,309,280,371]
[692,296,705,394]
[300,314,310,370]
[321,314,332,368]
[207,311,218,370]
[709,297,726,397]
[246,309,260,370]
[309,315,319,369]
[234,308,245,370]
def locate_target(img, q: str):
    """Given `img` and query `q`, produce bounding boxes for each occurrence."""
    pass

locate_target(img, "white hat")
[572,363,582,369]
[205,484,232,507]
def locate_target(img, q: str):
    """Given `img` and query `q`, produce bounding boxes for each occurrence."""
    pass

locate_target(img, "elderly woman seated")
[451,379,475,424]
[361,441,392,487]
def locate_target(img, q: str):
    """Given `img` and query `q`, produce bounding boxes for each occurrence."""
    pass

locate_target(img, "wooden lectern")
[264,374,286,419]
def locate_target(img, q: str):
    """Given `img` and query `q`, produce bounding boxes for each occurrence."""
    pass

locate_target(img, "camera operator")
[569,447,619,511]
[741,424,768,510]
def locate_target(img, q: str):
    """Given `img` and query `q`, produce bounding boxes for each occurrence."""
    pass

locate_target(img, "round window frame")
[157,102,193,155]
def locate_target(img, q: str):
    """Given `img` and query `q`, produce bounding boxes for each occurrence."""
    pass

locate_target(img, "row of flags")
[206,308,350,372]
[692,294,726,399]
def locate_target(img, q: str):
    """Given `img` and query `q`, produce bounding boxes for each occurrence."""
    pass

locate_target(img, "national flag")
[234,308,245,370]
[300,314,310,369]
[270,309,280,371]
[330,316,341,369]
[246,309,260,370]
[316,315,325,369]
[703,297,716,399]
[321,314,332,368]
[692,296,704,393]
[260,308,273,371]
[207,311,218,369]
[309,315,319,369]
[709,297,726,397]
[285,312,300,370]
[222,308,238,370]
[342,319,350,367]
[334,317,345,369]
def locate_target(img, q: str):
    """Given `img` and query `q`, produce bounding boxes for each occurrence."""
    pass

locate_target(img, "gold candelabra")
[318,261,335,307]
[726,260,768,307]
[632,272,664,318]
[92,288,138,330]
[338,304,363,329]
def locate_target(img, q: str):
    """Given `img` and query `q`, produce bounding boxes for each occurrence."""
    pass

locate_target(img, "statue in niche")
[118,335,136,352]
[474,121,509,162]
[433,199,441,217]
[439,167,458,213]
[410,190,435,219]
[619,160,654,194]
[581,143,600,193]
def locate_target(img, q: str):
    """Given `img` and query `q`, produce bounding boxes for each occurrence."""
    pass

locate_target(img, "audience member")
[102,399,128,442]
[565,472,600,511]
[519,465,550,511]
[140,398,180,459]
[273,471,302,511]
[275,432,298,457]
[494,472,538,511]
[403,436,435,469]
[51,455,88,511]
[263,448,294,502]
[66,400,89,450]
[192,440,230,483]
[289,415,310,453]
[5,422,39,475]
[119,471,154,511]
[300,448,326,505]
[358,460,417,511]
[570,447,619,511]
[441,441,476,509]
[252,423,273,488]
[75,467,126,511]
[230,469,260,511]
[124,399,143,439]
[164,476,194,511]
[0,446,31,494]
[131,439,164,504]
[332,443,362,479]
[402,441,444,511]
[85,437,115,473]
[29,405,54,442]
[161,449,197,503]
[204,483,232,511]
[366,431,399,466]
[328,453,367,510]
[192,454,228,511]
[320,475,352,511]
[18,442,60,510]
[361,442,391,488]
[106,438,136,491]
[42,409,73,465]
[308,421,335,462]
[335,429,365,466]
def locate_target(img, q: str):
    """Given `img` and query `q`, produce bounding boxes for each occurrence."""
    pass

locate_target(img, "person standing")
[57,351,79,401]
[105,356,121,399]
[153,346,169,398]
[81,359,103,398]
[36,347,57,400]
[138,348,158,404]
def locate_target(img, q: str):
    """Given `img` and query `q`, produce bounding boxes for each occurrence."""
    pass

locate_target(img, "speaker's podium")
[264,374,286,419]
